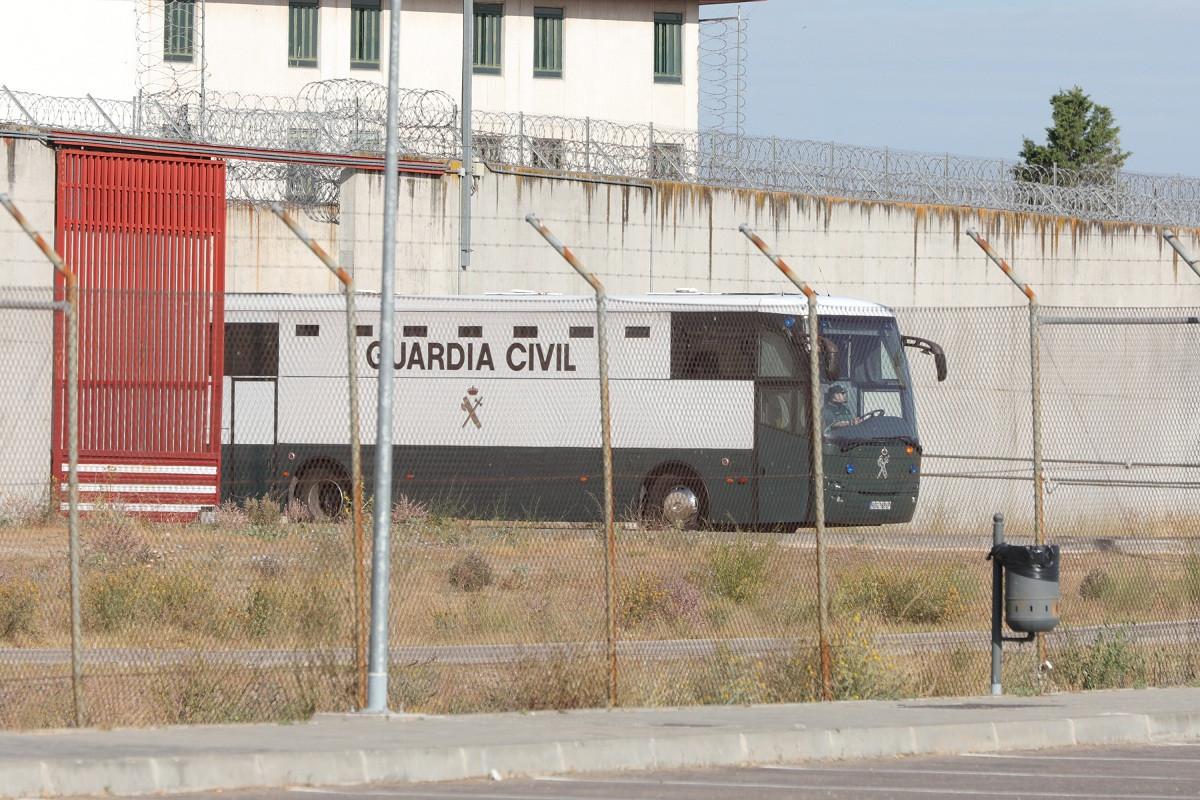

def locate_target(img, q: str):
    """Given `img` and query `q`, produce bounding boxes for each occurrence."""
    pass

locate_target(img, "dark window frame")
[288,0,320,68]
[473,3,503,75]
[163,0,195,63]
[350,0,382,69]
[653,11,683,84]
[533,6,563,78]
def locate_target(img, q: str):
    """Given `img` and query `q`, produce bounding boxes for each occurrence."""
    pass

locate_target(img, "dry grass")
[1,510,1198,727]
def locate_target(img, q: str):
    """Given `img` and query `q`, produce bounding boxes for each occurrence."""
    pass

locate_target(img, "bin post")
[991,513,1004,695]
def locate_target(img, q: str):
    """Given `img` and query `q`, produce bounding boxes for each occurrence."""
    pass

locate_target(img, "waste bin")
[986,543,1060,633]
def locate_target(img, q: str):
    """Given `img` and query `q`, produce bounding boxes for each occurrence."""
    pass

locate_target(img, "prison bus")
[220,291,947,528]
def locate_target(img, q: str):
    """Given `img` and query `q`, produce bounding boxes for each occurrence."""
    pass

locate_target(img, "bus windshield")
[819,315,919,448]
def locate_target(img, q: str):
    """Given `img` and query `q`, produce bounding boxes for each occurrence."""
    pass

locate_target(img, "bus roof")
[223,292,896,317]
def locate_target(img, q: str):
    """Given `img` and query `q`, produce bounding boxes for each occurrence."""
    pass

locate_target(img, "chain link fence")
[1,286,1198,727]
[4,83,1199,227]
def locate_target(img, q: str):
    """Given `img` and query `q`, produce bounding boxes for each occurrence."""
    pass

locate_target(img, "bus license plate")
[869,501,892,510]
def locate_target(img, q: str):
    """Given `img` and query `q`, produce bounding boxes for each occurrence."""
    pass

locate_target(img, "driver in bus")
[822,384,861,431]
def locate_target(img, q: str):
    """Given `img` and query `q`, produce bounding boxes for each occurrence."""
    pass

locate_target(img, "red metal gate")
[54,149,226,519]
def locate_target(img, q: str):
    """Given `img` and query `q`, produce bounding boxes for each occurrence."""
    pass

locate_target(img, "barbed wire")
[3,82,1198,227]
[699,13,747,136]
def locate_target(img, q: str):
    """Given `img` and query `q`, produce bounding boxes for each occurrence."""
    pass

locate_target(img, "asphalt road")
[156,741,1200,799]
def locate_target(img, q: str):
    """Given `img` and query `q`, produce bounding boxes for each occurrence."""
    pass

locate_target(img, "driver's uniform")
[822,401,855,432]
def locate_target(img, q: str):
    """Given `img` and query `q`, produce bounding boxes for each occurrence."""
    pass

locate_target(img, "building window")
[289,0,319,68]
[473,3,502,75]
[531,137,565,170]
[473,133,504,163]
[350,0,381,69]
[533,7,563,78]
[650,142,685,179]
[653,12,682,84]
[163,0,195,62]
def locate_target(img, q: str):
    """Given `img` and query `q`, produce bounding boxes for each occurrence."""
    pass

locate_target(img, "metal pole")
[269,204,367,710]
[737,223,832,702]
[525,214,618,709]
[1,193,84,726]
[965,228,1044,546]
[991,512,1004,695]
[365,0,403,715]
[459,0,472,283]
[1162,230,1200,282]
[966,227,1048,677]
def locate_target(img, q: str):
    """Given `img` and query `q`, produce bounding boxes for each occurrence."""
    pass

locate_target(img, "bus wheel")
[646,473,703,530]
[297,466,347,521]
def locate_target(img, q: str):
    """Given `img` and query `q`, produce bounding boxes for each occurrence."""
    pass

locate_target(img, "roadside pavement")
[2,686,1199,798]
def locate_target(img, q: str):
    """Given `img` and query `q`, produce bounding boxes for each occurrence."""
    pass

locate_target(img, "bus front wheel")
[296,466,348,521]
[645,473,704,530]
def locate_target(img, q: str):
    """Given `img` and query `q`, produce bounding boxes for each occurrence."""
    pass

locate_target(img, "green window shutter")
[163,0,195,62]
[653,11,682,84]
[473,3,502,75]
[351,0,381,69]
[533,7,563,78]
[288,0,319,68]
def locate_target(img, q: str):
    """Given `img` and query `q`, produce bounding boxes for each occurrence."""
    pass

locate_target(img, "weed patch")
[706,538,773,604]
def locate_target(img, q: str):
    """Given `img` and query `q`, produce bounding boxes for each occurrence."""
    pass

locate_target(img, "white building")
[0,0,753,132]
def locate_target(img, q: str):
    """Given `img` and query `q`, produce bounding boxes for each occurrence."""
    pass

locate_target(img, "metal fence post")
[365,0,404,715]
[524,213,618,709]
[1163,230,1200,282]
[1,193,84,727]
[270,204,368,711]
[738,223,833,702]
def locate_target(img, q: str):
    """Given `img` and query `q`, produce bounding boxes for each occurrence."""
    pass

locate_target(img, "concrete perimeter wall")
[234,162,1200,308]
[4,135,1200,524]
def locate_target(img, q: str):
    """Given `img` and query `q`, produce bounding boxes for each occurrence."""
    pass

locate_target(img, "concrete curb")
[5,707,1200,798]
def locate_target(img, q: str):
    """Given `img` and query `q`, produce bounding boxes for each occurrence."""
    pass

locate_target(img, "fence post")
[524,213,618,709]
[737,223,833,702]
[270,204,368,711]
[1162,230,1200,282]
[0,193,84,727]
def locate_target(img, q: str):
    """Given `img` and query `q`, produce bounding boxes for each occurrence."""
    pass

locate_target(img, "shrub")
[1056,626,1145,690]
[245,495,282,529]
[85,516,154,566]
[392,494,430,524]
[283,498,313,524]
[619,570,673,627]
[706,538,773,604]
[1079,568,1112,600]
[85,565,214,633]
[0,576,38,640]
[448,551,493,592]
[1183,555,1200,605]
[838,565,974,625]
[214,499,249,528]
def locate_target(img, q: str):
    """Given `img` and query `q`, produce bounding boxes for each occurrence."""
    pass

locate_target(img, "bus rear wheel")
[296,466,348,521]
[645,473,704,530]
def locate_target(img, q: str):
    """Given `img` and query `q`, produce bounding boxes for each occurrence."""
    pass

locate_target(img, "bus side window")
[683,351,719,379]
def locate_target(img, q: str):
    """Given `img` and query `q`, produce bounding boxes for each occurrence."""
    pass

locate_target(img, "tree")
[1016,86,1131,185]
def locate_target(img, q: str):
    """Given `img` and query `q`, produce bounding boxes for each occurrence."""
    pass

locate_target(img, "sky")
[701,0,1200,177]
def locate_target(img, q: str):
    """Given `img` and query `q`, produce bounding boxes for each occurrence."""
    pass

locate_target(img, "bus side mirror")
[799,333,841,381]
[903,335,948,382]
[818,336,840,381]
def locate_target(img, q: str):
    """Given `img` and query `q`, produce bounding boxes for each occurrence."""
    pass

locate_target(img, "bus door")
[223,322,280,502]
[755,381,812,525]
[228,378,278,501]
[754,325,813,525]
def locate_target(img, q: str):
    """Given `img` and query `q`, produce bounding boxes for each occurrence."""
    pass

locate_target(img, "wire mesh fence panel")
[3,290,1200,727]
[0,286,71,727]
[1036,307,1200,690]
